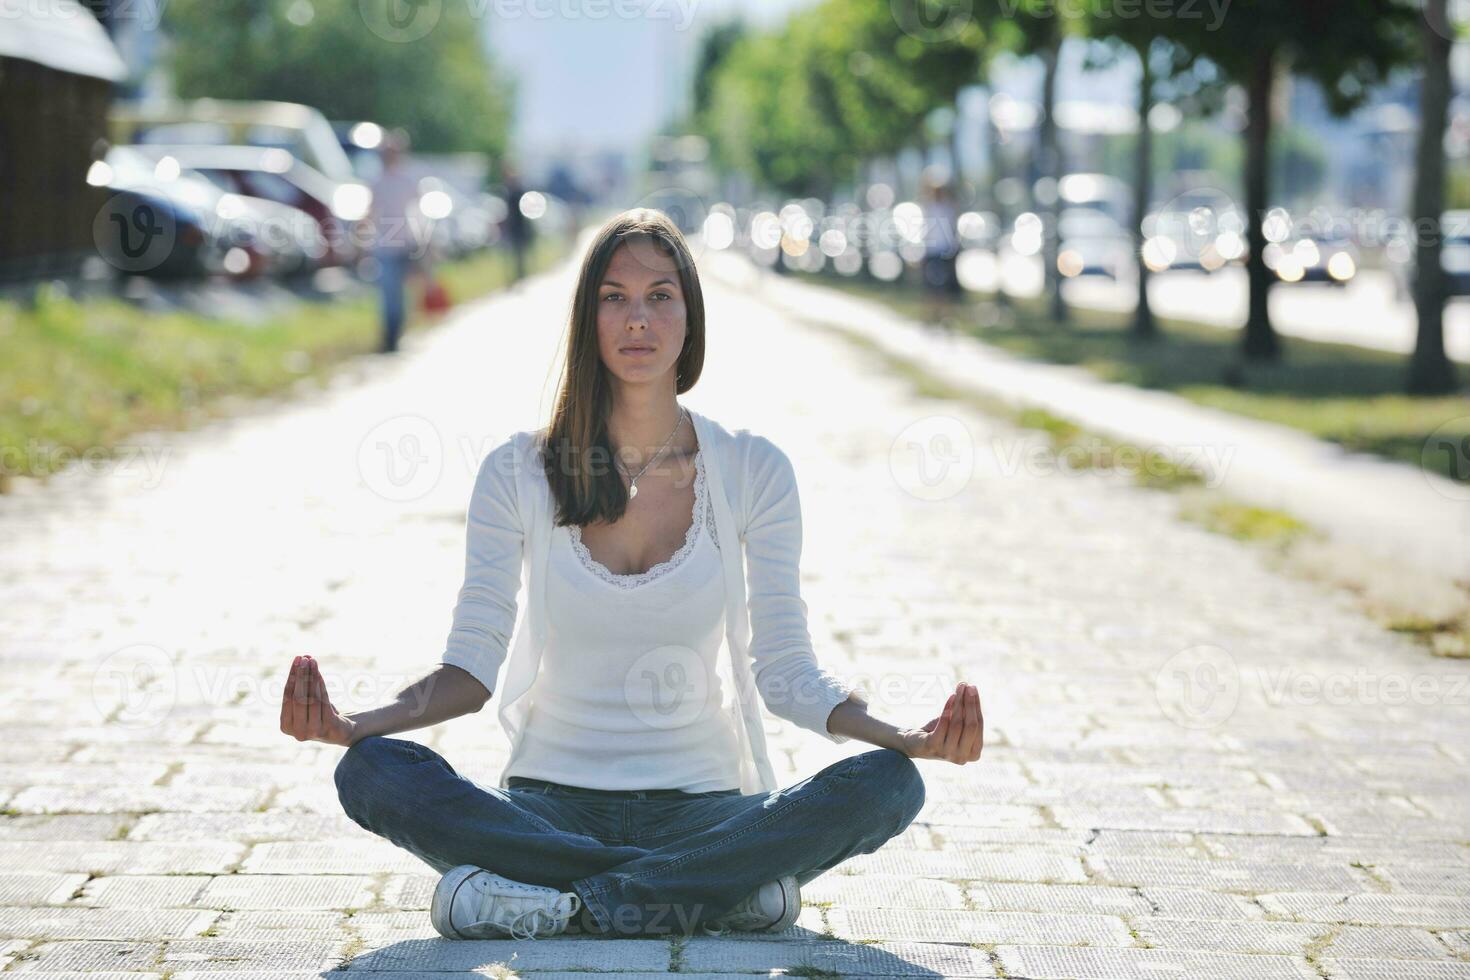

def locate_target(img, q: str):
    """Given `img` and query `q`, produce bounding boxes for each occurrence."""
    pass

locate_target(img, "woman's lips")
[621,347,655,356]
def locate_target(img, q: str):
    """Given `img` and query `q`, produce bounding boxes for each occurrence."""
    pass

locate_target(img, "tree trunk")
[984,85,1011,309]
[1242,45,1280,361]
[1039,26,1068,324]
[1132,39,1157,341]
[1409,0,1458,394]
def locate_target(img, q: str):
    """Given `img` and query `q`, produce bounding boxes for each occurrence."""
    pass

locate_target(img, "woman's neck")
[606,398,694,468]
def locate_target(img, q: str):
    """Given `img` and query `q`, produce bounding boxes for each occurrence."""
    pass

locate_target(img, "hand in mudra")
[279,655,357,747]
[901,681,983,764]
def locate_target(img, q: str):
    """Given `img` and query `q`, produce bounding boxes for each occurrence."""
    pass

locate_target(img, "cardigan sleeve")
[741,435,866,744]
[441,435,524,701]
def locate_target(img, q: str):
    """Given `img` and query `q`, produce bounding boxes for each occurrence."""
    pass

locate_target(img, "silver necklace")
[615,405,688,499]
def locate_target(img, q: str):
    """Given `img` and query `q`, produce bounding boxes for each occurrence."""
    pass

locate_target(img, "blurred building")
[0,0,127,281]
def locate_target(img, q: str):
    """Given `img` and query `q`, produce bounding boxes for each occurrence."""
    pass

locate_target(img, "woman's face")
[596,241,688,390]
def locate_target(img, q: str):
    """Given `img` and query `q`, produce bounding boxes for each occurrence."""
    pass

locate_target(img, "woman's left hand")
[900,681,983,764]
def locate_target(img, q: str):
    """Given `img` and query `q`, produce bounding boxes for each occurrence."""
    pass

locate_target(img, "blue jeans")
[334,735,925,938]
[376,249,410,352]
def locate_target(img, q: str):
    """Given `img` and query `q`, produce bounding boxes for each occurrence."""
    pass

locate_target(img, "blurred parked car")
[100,146,327,278]
[1264,231,1359,285]
[1056,208,1134,280]
[1142,186,1246,273]
[88,146,237,278]
[126,144,369,266]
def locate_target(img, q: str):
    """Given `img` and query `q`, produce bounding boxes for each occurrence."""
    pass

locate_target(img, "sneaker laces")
[492,889,582,941]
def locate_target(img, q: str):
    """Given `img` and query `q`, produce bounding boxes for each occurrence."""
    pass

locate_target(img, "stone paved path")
[0,247,1467,979]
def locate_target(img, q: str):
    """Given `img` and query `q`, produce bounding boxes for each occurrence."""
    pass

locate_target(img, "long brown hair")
[540,208,706,529]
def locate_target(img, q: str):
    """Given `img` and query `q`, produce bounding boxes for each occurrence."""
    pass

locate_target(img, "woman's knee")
[334,735,417,818]
[846,749,925,828]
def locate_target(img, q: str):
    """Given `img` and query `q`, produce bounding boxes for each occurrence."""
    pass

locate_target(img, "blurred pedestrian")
[500,161,532,288]
[921,177,961,300]
[368,129,421,353]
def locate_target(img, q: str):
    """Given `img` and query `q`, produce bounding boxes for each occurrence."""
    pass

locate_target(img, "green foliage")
[699,0,984,195]
[163,0,511,156]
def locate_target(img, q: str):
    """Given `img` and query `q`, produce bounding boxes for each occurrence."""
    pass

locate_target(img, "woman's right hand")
[280,655,358,747]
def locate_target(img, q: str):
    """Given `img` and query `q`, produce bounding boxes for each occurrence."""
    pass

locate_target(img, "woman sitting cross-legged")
[279,208,985,941]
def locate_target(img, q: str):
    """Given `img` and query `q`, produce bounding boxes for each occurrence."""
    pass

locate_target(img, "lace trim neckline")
[568,448,711,589]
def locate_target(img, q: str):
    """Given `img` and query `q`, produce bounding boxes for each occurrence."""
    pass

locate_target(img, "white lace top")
[502,449,746,792]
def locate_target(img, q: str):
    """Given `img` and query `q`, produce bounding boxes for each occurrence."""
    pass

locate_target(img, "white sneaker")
[431,865,583,940]
[700,874,800,935]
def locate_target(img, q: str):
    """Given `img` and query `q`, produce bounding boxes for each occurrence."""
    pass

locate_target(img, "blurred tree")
[1082,32,1220,341]
[164,0,511,157]
[702,0,984,198]
[1408,0,1458,394]
[1171,0,1415,362]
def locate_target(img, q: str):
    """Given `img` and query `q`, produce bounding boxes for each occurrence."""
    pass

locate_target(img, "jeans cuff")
[570,877,614,935]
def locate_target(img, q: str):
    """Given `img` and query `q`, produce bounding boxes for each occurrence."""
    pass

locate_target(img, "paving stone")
[207,909,348,940]
[239,840,429,874]
[194,874,376,910]
[996,944,1318,979]
[379,874,436,910]
[157,939,346,972]
[1320,959,1470,979]
[679,938,995,975]
[1053,805,1318,835]
[1260,892,1470,928]
[70,875,210,908]
[0,842,245,875]
[0,814,133,841]
[6,786,268,815]
[971,881,1152,916]
[0,907,218,940]
[829,907,1131,945]
[126,811,360,842]
[1091,855,1370,892]
[343,936,670,972]
[840,849,1088,883]
[1320,924,1453,959]
[802,873,965,909]
[1440,930,1470,954]
[3,940,164,972]
[1139,887,1268,920]
[1379,864,1470,896]
[0,872,88,905]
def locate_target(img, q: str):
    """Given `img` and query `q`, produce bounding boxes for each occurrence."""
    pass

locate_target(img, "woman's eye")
[602,293,621,302]
[653,291,671,300]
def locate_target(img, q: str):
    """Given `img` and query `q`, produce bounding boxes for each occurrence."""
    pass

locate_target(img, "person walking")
[280,209,985,941]
[367,130,421,353]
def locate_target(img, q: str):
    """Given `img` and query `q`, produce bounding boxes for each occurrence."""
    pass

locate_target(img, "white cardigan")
[441,406,865,794]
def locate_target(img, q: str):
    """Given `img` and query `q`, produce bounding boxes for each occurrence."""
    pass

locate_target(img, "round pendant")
[629,484,638,498]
